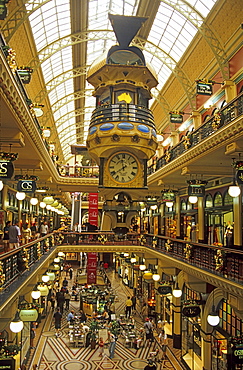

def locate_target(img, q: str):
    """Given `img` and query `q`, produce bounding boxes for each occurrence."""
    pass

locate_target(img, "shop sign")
[157,285,172,295]
[188,184,205,197]
[87,252,97,284]
[19,309,38,322]
[88,193,98,227]
[0,358,15,370]
[196,82,212,95]
[17,180,36,193]
[161,191,175,203]
[170,113,183,124]
[0,161,14,179]
[182,305,201,317]
[236,170,243,185]
[232,346,243,364]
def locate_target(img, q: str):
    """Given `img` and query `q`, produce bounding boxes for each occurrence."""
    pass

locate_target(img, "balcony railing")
[148,92,243,175]
[144,234,243,285]
[0,231,242,308]
[90,103,156,129]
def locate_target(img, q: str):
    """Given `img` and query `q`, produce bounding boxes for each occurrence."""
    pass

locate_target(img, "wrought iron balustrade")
[143,234,243,285]
[148,91,243,175]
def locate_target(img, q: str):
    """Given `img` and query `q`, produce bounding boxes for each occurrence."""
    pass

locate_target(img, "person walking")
[108,331,117,359]
[69,267,73,280]
[158,329,168,360]
[98,337,105,357]
[144,318,154,343]
[64,290,71,310]
[8,221,20,250]
[131,295,136,311]
[3,220,11,252]
[125,296,133,318]
[56,290,65,314]
[53,308,62,337]
[50,292,56,310]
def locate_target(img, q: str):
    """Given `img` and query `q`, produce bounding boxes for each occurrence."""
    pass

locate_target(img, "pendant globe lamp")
[10,312,24,333]
[228,158,241,197]
[207,289,220,326]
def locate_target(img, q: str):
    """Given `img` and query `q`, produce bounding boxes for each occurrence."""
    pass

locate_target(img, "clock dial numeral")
[108,152,139,183]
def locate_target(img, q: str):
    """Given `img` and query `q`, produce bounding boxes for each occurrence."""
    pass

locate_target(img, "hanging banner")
[196,81,213,95]
[161,191,175,203]
[17,180,36,193]
[182,305,201,317]
[89,193,98,226]
[87,252,97,284]
[170,113,183,124]
[0,161,14,179]
[188,184,205,197]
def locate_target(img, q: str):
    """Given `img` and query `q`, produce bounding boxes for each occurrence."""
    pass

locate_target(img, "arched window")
[224,191,233,206]
[181,199,187,211]
[205,194,213,208]
[220,100,227,108]
[214,192,223,207]
[203,114,211,122]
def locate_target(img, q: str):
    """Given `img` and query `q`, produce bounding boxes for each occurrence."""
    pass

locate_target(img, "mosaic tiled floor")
[29,270,176,370]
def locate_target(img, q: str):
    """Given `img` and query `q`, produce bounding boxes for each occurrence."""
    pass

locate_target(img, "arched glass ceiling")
[26,0,217,160]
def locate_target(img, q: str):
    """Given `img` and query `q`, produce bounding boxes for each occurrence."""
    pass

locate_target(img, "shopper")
[69,267,73,280]
[108,331,117,359]
[131,295,136,311]
[3,220,11,252]
[67,310,75,324]
[53,308,62,337]
[98,337,105,357]
[9,221,20,250]
[64,290,71,310]
[125,296,133,318]
[144,318,154,342]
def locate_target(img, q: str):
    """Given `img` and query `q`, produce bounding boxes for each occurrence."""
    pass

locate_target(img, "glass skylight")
[26,0,217,161]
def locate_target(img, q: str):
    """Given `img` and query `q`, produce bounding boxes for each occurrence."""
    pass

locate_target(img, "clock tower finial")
[108,14,148,48]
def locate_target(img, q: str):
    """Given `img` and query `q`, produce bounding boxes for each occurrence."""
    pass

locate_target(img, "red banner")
[87,252,97,284]
[88,193,98,226]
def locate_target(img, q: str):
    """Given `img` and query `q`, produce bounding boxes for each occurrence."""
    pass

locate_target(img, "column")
[222,80,237,102]
[233,195,242,246]
[18,199,22,223]
[171,131,179,146]
[191,110,202,130]
[2,184,8,211]
[202,333,212,370]
[198,197,205,243]
[160,203,165,236]
[172,295,181,348]
[175,195,181,238]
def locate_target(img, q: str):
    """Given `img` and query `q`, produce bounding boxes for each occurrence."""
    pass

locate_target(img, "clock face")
[108,152,139,184]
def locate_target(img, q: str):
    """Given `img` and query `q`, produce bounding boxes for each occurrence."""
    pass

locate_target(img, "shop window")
[224,191,233,205]
[205,194,213,208]
[181,199,187,210]
[214,192,223,207]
